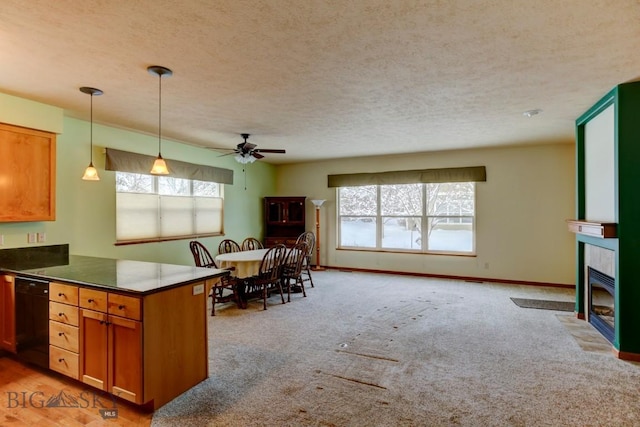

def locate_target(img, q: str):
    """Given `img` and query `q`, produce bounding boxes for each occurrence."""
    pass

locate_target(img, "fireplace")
[588,267,615,343]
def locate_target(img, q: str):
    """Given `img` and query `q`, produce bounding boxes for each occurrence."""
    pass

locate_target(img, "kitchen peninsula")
[0,245,228,411]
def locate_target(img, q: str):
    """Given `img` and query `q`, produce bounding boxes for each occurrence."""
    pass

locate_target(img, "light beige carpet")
[151,270,640,426]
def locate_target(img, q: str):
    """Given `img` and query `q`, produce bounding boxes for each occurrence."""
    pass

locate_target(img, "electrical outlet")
[37,232,46,243]
[0,235,4,246]
[27,233,36,244]
[193,284,204,295]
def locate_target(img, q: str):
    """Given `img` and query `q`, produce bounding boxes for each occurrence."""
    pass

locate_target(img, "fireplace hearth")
[588,267,615,344]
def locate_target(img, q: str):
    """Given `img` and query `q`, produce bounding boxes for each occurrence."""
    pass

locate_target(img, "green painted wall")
[0,114,277,266]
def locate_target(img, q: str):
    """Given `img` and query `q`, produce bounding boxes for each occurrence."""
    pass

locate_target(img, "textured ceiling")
[1,1,639,164]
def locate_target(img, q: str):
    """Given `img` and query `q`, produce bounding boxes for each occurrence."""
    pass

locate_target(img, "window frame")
[114,171,224,245]
[337,182,476,255]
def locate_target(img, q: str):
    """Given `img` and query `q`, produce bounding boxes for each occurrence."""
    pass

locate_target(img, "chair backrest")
[284,242,309,278]
[296,231,315,256]
[190,241,218,268]
[241,237,264,251]
[218,239,241,255]
[258,244,287,281]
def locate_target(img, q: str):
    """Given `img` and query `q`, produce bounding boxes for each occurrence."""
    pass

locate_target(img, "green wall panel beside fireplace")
[574,80,640,357]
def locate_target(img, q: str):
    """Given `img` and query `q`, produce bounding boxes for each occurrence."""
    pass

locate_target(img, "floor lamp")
[310,199,326,271]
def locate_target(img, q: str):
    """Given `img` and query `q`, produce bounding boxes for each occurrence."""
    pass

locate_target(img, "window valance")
[327,166,486,187]
[105,148,233,184]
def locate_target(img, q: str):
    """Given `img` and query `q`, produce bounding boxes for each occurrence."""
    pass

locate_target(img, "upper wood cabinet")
[264,197,306,247]
[0,122,56,222]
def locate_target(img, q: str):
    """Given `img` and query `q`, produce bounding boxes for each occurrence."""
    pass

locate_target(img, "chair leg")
[277,281,285,304]
[298,276,306,297]
[306,264,314,288]
[210,290,216,316]
[263,285,268,310]
[286,278,291,303]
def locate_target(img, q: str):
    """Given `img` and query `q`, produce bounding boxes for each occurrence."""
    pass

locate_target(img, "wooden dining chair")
[296,231,316,288]
[189,240,241,316]
[281,242,309,302]
[241,237,264,251]
[246,244,287,310]
[218,239,241,255]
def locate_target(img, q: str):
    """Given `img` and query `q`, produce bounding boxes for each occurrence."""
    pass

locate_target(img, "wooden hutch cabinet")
[264,197,306,247]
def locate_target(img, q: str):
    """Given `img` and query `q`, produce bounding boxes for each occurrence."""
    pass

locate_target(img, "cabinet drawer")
[50,283,78,305]
[49,346,79,380]
[49,301,79,326]
[79,288,108,312]
[108,294,141,320]
[49,321,79,353]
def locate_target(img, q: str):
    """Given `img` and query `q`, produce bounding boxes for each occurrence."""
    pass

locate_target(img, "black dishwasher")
[15,276,49,369]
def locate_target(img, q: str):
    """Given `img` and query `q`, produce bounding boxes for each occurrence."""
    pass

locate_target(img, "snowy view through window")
[338,183,475,254]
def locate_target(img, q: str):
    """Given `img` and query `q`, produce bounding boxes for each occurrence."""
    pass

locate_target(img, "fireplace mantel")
[567,220,617,239]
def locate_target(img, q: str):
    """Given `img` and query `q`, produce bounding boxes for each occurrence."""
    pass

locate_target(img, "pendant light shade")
[80,86,103,181]
[147,65,172,175]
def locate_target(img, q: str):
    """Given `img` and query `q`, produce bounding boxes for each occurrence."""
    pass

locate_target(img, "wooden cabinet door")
[285,199,305,224]
[266,200,285,223]
[0,123,56,222]
[0,275,16,352]
[109,316,143,404]
[79,309,108,391]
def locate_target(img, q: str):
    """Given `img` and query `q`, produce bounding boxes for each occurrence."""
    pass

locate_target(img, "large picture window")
[115,172,223,244]
[338,182,476,254]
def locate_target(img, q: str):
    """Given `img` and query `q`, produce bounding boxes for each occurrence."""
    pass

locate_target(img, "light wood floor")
[0,357,152,426]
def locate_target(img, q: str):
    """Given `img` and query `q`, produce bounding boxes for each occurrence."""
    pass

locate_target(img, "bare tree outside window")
[115,172,153,193]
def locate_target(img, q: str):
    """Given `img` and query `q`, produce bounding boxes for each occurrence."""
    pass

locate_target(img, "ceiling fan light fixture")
[235,153,257,164]
[79,86,103,181]
[230,133,285,164]
[148,65,173,175]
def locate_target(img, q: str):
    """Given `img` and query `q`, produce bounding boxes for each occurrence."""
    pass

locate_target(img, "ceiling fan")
[220,133,286,164]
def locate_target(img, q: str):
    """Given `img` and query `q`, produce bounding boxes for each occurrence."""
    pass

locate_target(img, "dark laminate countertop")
[0,254,228,295]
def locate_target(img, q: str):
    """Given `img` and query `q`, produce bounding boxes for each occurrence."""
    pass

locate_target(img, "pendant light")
[79,86,103,181]
[147,65,172,175]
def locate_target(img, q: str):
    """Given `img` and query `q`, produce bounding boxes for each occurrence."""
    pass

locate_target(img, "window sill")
[115,233,222,246]
[336,247,476,257]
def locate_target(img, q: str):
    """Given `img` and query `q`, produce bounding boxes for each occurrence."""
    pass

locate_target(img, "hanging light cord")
[89,93,94,165]
[158,72,162,156]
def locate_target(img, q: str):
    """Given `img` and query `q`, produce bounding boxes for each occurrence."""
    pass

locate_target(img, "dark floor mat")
[510,298,575,312]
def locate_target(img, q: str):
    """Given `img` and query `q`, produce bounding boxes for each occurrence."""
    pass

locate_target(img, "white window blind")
[115,172,224,243]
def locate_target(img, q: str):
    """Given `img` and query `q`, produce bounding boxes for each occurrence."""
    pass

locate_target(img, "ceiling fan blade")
[251,152,265,159]
[238,142,257,152]
[216,152,236,158]
[253,149,286,154]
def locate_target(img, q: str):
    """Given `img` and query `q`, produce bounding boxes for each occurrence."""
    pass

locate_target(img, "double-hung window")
[331,166,485,255]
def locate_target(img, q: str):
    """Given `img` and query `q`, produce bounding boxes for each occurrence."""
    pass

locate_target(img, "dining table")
[215,248,269,279]
[215,248,271,309]
[214,247,304,308]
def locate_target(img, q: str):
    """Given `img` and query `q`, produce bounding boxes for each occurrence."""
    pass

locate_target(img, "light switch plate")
[37,232,46,243]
